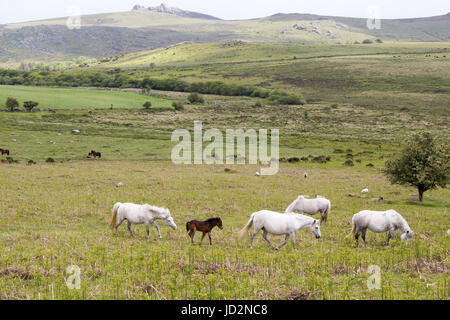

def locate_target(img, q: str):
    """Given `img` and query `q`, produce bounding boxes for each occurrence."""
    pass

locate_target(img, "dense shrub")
[312,155,328,163]
[23,101,39,111]
[344,160,354,166]
[143,101,152,109]
[268,91,306,105]
[6,97,19,111]
[187,92,205,104]
[172,101,185,111]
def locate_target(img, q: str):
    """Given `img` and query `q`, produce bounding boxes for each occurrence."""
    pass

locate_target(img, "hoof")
[274,247,279,251]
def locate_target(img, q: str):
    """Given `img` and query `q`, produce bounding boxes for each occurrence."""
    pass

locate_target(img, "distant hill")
[0,4,448,66]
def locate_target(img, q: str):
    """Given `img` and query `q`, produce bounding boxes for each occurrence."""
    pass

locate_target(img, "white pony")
[238,210,321,250]
[110,202,177,238]
[351,209,413,246]
[285,195,331,223]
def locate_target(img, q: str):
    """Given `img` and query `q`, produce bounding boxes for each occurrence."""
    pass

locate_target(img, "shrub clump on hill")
[344,160,354,166]
[187,92,205,104]
[172,101,185,111]
[142,101,152,109]
[267,91,306,105]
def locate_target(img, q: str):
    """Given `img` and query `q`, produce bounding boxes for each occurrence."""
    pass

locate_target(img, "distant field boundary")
[106,49,450,70]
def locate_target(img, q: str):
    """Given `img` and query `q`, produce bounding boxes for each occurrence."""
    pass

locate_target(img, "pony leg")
[291,233,296,249]
[262,230,274,247]
[387,229,395,244]
[249,228,261,248]
[200,233,206,244]
[354,228,361,247]
[276,234,290,251]
[151,221,162,238]
[208,232,212,245]
[361,228,368,246]
[127,221,135,238]
[114,218,125,235]
[145,224,150,239]
[189,230,196,243]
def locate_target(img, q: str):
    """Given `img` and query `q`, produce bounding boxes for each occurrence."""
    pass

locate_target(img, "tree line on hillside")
[0,69,306,105]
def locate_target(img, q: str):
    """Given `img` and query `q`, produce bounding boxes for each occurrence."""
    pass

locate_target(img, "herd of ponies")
[110,194,413,250]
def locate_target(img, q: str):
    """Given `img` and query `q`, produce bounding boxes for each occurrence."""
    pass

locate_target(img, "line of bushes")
[0,69,306,105]
[3,97,39,112]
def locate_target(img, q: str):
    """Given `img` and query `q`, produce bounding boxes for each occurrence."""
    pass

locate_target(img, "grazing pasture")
[0,161,448,300]
[0,85,175,110]
[0,103,448,300]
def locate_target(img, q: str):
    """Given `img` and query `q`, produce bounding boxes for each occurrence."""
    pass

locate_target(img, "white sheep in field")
[361,188,369,194]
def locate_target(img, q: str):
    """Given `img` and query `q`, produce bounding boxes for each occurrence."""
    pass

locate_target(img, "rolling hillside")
[0,4,449,66]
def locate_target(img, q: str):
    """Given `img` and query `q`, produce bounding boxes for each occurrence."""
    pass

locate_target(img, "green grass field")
[0,101,448,300]
[0,86,175,110]
[0,160,448,299]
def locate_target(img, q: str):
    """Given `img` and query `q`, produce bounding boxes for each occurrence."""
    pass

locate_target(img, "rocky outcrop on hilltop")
[149,3,181,14]
[132,4,146,10]
[131,3,220,20]
[223,40,246,47]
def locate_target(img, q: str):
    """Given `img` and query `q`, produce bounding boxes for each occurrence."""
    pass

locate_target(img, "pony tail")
[186,221,190,232]
[238,214,254,240]
[345,217,356,239]
[110,202,121,229]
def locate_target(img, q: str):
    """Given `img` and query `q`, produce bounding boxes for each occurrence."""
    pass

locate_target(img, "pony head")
[162,209,177,230]
[310,219,321,239]
[216,218,223,230]
[165,216,177,230]
[401,229,413,241]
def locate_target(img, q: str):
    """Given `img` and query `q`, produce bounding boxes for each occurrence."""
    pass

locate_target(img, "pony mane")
[285,198,299,212]
[206,217,221,222]
[293,213,317,225]
[392,210,410,231]
[144,204,170,217]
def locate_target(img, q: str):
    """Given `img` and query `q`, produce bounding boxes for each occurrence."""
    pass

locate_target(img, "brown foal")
[186,217,223,245]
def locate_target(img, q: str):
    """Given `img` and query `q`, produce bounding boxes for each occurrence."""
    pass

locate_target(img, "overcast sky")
[1,0,449,24]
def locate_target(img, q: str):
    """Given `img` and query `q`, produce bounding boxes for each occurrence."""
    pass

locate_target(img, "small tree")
[172,101,184,111]
[23,101,39,111]
[6,97,19,111]
[384,132,449,203]
[143,101,152,110]
[187,92,204,104]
